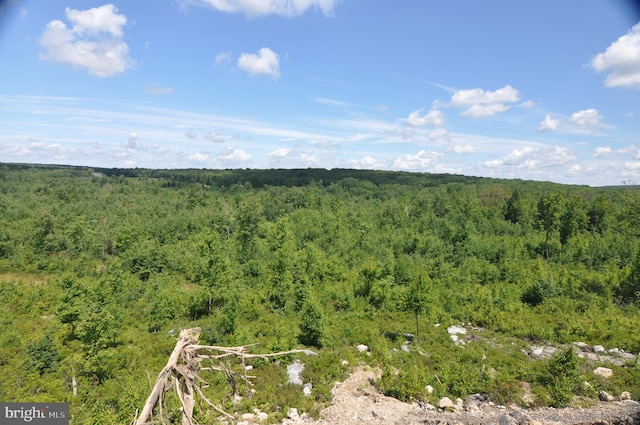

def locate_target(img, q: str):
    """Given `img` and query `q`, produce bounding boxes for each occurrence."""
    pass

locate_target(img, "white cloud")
[178,0,339,18]
[126,132,140,149]
[145,84,175,95]
[314,97,350,108]
[349,155,385,169]
[519,100,535,108]
[39,4,132,77]
[461,103,510,117]
[594,146,613,157]
[594,144,640,159]
[569,108,603,127]
[567,164,582,175]
[217,147,250,162]
[484,145,576,170]
[207,131,226,143]
[384,127,415,141]
[537,109,611,135]
[185,130,198,139]
[189,153,209,162]
[269,148,291,158]
[392,150,443,170]
[449,144,475,154]
[428,128,450,141]
[215,52,232,65]
[592,22,640,89]
[450,85,521,117]
[406,108,444,127]
[237,47,280,78]
[537,114,560,132]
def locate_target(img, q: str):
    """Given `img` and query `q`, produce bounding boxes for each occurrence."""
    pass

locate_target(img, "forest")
[0,163,639,424]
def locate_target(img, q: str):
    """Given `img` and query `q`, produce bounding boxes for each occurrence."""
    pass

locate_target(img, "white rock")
[439,397,454,409]
[593,367,613,378]
[287,361,305,385]
[447,325,467,335]
[341,359,349,366]
[401,344,410,352]
[303,383,312,396]
[245,365,254,371]
[256,411,269,422]
[356,344,369,353]
[450,335,459,342]
[241,413,256,421]
[593,345,605,353]
[424,403,437,411]
[621,391,632,400]
[237,421,249,425]
[599,391,615,402]
[287,408,300,421]
[425,384,434,394]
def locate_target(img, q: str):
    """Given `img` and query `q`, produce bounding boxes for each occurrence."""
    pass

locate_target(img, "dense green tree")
[298,297,327,348]
[26,334,59,375]
[56,276,86,337]
[537,192,565,260]
[405,271,431,340]
[616,251,640,305]
[559,195,588,246]
[504,189,524,224]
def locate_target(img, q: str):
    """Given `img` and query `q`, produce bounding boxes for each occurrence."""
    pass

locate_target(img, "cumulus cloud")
[349,156,385,169]
[450,85,521,117]
[178,0,339,18]
[270,148,292,158]
[392,150,443,170]
[593,144,640,159]
[537,108,611,135]
[484,146,576,170]
[217,147,250,162]
[592,22,640,89]
[39,4,132,77]
[185,130,198,140]
[594,146,613,157]
[406,108,444,127]
[537,115,561,132]
[238,47,280,78]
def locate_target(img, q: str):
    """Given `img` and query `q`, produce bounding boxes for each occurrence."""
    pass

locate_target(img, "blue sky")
[0,0,639,186]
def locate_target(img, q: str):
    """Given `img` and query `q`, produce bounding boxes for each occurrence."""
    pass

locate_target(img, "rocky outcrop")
[279,367,640,425]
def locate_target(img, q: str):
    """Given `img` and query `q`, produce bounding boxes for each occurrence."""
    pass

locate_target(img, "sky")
[0,0,639,186]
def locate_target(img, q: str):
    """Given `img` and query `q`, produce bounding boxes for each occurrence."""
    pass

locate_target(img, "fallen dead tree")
[133,327,316,425]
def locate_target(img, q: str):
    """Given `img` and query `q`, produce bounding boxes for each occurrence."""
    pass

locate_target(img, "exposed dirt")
[282,367,640,425]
